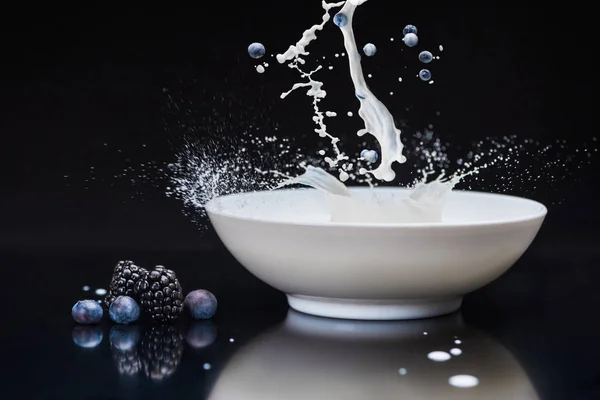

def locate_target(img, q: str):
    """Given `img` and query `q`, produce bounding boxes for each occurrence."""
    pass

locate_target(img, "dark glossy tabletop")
[2,226,599,400]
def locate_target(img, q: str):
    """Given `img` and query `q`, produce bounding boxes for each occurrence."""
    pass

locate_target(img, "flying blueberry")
[247,42,266,59]
[72,300,103,324]
[109,296,140,325]
[363,43,377,57]
[361,149,379,163]
[403,33,418,47]
[403,24,418,36]
[419,51,433,63]
[334,13,348,27]
[419,69,432,81]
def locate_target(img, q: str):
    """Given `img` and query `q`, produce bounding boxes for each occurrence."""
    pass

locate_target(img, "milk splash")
[273,0,458,222]
[334,1,407,182]
[276,0,407,181]
[154,1,595,226]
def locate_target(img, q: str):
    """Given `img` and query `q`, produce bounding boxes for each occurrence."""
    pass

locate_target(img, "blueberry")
[72,326,103,348]
[403,24,418,36]
[109,296,140,325]
[419,69,432,81]
[418,51,433,63]
[247,42,266,59]
[72,299,103,324]
[333,13,348,27]
[184,290,218,320]
[362,43,377,57]
[185,321,218,349]
[361,149,378,163]
[109,325,141,351]
[368,151,378,163]
[403,33,418,47]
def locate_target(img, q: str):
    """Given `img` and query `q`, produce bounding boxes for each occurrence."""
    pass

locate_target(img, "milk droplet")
[439,45,444,51]
[450,348,462,356]
[368,74,372,78]
[423,332,428,335]
[203,363,212,370]
[339,170,349,182]
[454,339,462,344]
[95,288,107,296]
[318,150,326,155]
[82,286,90,291]
[256,65,265,73]
[398,77,403,82]
[398,368,407,375]
[449,375,479,388]
[325,111,337,117]
[403,33,418,47]
[229,338,235,342]
[347,111,353,117]
[427,351,451,362]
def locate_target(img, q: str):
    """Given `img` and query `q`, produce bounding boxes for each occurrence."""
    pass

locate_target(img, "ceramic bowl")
[206,188,546,320]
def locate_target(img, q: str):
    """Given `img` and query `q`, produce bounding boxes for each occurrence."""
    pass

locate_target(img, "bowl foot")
[286,294,462,320]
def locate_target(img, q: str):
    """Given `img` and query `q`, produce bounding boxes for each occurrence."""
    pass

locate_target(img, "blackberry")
[135,265,183,323]
[140,325,183,380]
[104,261,148,309]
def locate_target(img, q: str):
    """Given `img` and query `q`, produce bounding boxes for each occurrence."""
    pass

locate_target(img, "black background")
[1,3,598,399]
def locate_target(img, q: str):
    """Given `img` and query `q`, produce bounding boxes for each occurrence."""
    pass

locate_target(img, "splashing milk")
[275,0,458,223]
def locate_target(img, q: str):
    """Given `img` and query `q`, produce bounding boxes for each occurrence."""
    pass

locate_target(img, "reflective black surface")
[2,236,599,399]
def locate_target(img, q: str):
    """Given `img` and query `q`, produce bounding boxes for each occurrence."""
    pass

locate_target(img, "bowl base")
[286,294,463,320]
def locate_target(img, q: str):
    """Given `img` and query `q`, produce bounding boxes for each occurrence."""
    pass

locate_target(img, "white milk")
[274,1,463,223]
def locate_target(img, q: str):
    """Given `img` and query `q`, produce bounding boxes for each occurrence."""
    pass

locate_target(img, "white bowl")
[206,188,546,320]
[208,310,539,399]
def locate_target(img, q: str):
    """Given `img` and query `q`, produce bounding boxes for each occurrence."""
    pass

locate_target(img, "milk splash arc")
[273,0,460,223]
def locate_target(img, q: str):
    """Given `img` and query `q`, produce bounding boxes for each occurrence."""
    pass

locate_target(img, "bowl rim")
[205,187,548,229]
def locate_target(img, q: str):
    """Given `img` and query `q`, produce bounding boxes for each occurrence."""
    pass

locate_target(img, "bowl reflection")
[209,310,538,400]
